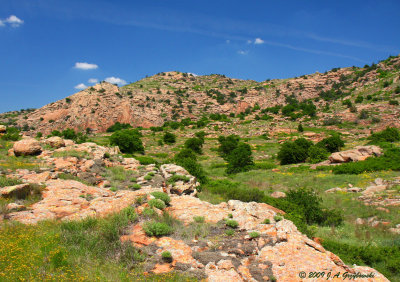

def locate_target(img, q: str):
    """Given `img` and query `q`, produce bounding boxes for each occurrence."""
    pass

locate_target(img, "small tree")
[110,129,144,154]
[317,135,344,153]
[277,139,312,165]
[298,123,304,132]
[163,132,176,144]
[218,135,240,160]
[184,137,203,154]
[226,143,254,174]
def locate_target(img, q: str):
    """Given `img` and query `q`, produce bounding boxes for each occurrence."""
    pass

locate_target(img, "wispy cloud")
[74,83,87,90]
[0,15,24,27]
[74,62,98,70]
[237,50,249,55]
[105,76,127,85]
[254,38,264,45]
[88,78,98,84]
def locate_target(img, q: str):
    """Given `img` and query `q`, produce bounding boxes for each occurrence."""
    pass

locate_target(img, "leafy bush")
[322,240,400,281]
[218,135,240,160]
[184,137,203,154]
[161,251,173,263]
[262,218,271,224]
[277,138,312,165]
[274,215,283,222]
[204,180,264,203]
[297,123,304,132]
[163,132,176,145]
[193,216,205,223]
[317,135,344,153]
[151,192,171,205]
[134,155,157,165]
[110,129,144,154]
[389,100,399,106]
[148,199,166,210]
[143,221,173,237]
[1,127,20,141]
[225,219,239,229]
[308,145,329,164]
[106,122,132,132]
[225,229,235,236]
[226,143,254,174]
[368,127,400,143]
[249,231,260,239]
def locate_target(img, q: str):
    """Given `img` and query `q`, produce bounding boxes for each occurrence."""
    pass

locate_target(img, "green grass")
[0,208,196,281]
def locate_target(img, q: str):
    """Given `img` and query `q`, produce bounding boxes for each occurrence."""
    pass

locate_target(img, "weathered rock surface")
[0,125,6,133]
[6,179,162,224]
[329,146,382,163]
[160,164,199,196]
[13,138,42,156]
[45,136,65,148]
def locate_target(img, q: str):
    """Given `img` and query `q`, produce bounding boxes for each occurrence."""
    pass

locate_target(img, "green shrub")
[184,138,203,154]
[130,183,141,190]
[389,100,399,106]
[163,132,176,145]
[134,155,157,165]
[204,180,264,203]
[142,207,156,217]
[274,215,283,222]
[225,229,235,236]
[297,123,304,132]
[358,109,369,119]
[277,138,312,165]
[143,221,173,237]
[225,219,239,229]
[249,231,260,239]
[110,129,144,154]
[148,199,166,210]
[218,135,240,160]
[308,145,329,163]
[322,240,400,281]
[226,143,254,174]
[262,218,271,224]
[368,127,400,143]
[151,192,171,205]
[317,134,344,153]
[161,251,172,263]
[254,161,277,170]
[106,122,132,132]
[144,175,153,181]
[193,216,205,223]
[1,127,20,141]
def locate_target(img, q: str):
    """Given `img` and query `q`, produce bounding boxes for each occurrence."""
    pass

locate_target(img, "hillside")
[2,55,399,135]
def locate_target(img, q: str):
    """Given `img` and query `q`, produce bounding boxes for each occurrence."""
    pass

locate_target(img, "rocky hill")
[2,55,400,135]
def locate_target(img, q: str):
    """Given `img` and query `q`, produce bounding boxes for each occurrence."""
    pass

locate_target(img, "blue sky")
[0,0,399,112]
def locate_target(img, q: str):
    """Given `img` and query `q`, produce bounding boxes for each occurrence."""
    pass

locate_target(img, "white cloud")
[0,15,24,27]
[74,62,99,70]
[237,50,248,55]
[226,39,230,44]
[74,83,87,90]
[88,78,99,84]
[105,76,127,85]
[254,38,264,45]
[247,40,252,44]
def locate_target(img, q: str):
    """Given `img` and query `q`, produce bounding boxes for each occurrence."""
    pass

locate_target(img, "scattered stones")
[13,138,42,156]
[6,203,25,212]
[362,185,387,196]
